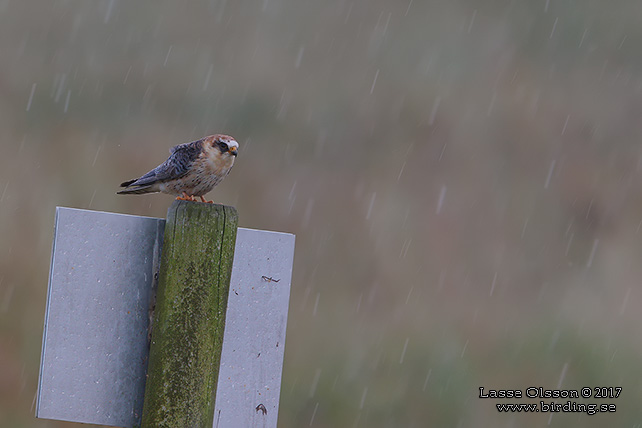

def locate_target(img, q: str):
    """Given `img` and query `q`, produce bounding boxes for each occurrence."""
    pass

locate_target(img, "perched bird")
[117,134,238,203]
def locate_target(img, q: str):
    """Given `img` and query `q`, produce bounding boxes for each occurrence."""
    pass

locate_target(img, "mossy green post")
[141,200,238,428]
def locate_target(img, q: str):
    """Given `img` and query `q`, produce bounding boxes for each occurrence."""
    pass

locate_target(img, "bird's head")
[210,134,238,158]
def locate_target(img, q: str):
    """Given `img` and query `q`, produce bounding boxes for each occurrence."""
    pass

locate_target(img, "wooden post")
[141,200,238,427]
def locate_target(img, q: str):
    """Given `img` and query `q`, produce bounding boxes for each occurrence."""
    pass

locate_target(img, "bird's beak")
[229,147,238,157]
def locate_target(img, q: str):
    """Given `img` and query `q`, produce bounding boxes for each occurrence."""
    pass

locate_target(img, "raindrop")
[359,387,368,409]
[64,90,71,113]
[486,91,496,117]
[556,362,569,388]
[404,285,414,304]
[467,10,477,33]
[579,28,588,48]
[564,233,574,256]
[370,69,379,94]
[549,17,558,39]
[123,66,132,84]
[287,185,297,215]
[31,391,37,413]
[288,180,297,200]
[585,199,593,220]
[561,114,570,135]
[276,90,290,120]
[164,45,173,67]
[309,368,321,397]
[104,0,115,23]
[586,238,599,268]
[344,3,353,23]
[212,0,228,22]
[422,369,432,391]
[544,159,556,189]
[92,145,102,167]
[366,192,376,220]
[521,217,529,238]
[88,190,97,209]
[309,402,319,426]
[620,288,631,314]
[402,206,411,229]
[55,74,67,103]
[405,0,413,16]
[438,142,447,161]
[1,278,14,313]
[312,292,320,316]
[382,12,391,36]
[0,181,8,202]
[399,337,409,363]
[436,185,446,214]
[489,272,497,296]
[397,161,406,181]
[302,198,314,227]
[26,83,36,111]
[460,339,469,358]
[399,238,412,258]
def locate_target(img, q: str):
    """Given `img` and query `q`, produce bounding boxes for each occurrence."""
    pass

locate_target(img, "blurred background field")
[2,0,642,426]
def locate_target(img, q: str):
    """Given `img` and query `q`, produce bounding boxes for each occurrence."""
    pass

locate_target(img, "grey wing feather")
[118,139,203,190]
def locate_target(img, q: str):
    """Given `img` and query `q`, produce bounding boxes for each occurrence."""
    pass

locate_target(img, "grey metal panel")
[214,227,295,428]
[37,207,164,427]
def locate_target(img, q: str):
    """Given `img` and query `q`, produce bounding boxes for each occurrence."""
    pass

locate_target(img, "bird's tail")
[117,187,155,195]
[119,179,137,187]
[117,179,154,195]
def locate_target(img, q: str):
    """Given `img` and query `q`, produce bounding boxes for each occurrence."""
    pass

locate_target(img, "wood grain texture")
[141,200,238,428]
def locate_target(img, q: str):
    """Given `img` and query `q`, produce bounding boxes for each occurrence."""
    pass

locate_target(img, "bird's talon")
[176,192,197,201]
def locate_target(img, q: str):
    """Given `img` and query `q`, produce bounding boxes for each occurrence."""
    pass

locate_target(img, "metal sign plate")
[37,207,164,427]
[214,227,295,427]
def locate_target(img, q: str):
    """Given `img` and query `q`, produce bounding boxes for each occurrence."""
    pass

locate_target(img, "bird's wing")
[124,139,204,187]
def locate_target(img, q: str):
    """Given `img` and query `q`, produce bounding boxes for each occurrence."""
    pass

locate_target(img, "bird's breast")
[203,149,235,175]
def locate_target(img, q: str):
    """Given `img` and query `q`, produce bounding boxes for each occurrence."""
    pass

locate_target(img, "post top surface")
[56,206,296,239]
